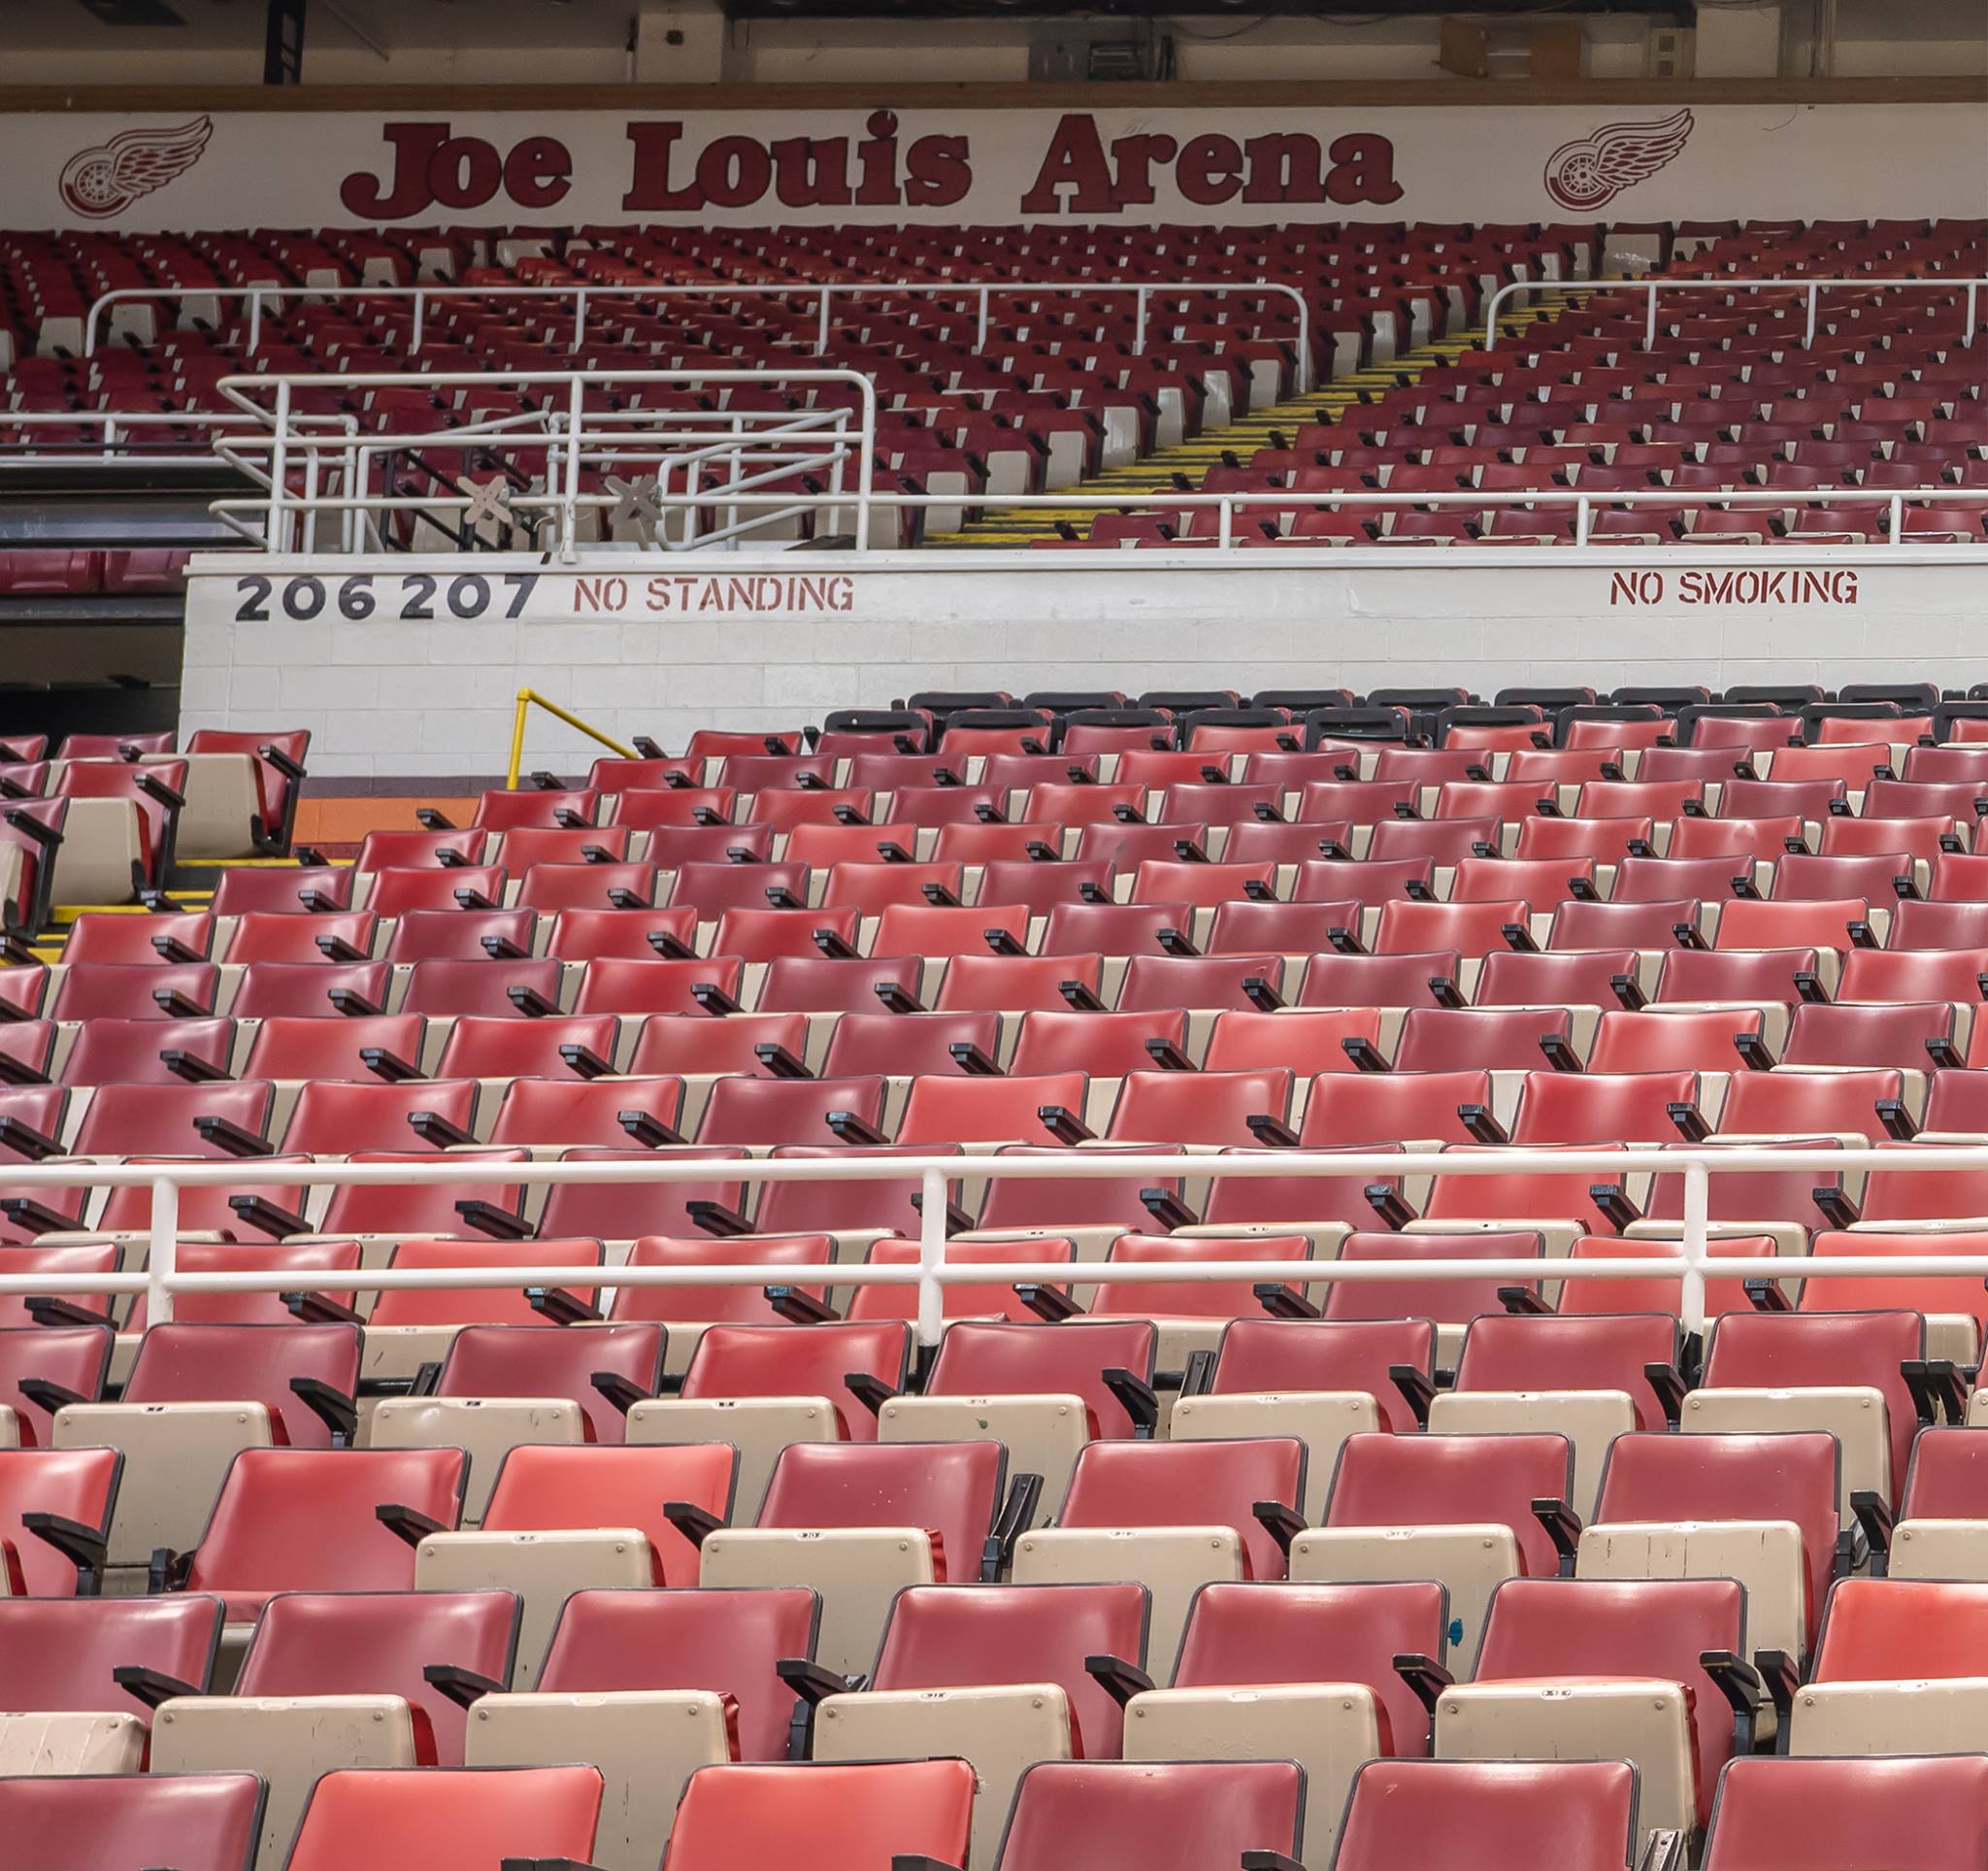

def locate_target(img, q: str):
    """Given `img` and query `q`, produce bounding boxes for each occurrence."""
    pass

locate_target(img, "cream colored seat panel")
[149,1693,416,1870]
[1444,1675,1696,1844]
[1576,1520,1807,1661]
[1789,1677,1988,1757]
[1679,1387,1888,1527]
[1169,1392,1377,1524]
[1888,1520,1988,1580]
[52,1401,275,1565]
[698,1525,936,1678]
[816,1684,1072,1871]
[1124,1683,1381,1871]
[368,1397,586,1525]
[878,1396,1086,1527]
[0,1711,146,1776]
[0,1407,17,1450]
[414,1530,654,1690]
[361,1325,470,1386]
[1426,1391,1636,1523]
[46,798,143,907]
[626,1398,840,1523]
[144,753,261,861]
[1289,1525,1519,1668]
[465,1689,732,1871]
[1011,1525,1242,1673]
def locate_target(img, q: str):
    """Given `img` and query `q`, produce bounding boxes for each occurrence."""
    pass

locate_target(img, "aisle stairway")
[928,295,1587,548]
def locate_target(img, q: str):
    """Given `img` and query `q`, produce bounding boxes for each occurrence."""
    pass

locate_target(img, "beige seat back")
[369,1397,586,1524]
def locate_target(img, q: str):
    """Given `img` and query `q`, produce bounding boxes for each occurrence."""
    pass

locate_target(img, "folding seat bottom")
[1434,1675,1695,1849]
[877,1395,1086,1527]
[1680,1388,1889,1525]
[369,1397,587,1524]
[466,1689,733,1871]
[815,1684,1074,1871]
[1123,1683,1383,1871]
[414,1531,654,1689]
[1889,1519,1988,1580]
[53,1401,278,1567]
[1170,1391,1377,1524]
[0,1710,147,1775]
[150,1691,418,1871]
[1575,1520,1806,1661]
[698,1526,939,1677]
[1789,1676,1988,1758]
[1289,1525,1520,1665]
[627,1398,841,1524]
[1011,1526,1243,1670]
[1425,1391,1638,1522]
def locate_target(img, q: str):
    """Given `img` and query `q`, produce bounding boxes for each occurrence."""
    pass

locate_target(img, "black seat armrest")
[524,1285,602,1325]
[504,985,559,1019]
[766,1285,837,1325]
[1015,1283,1082,1322]
[1254,1281,1320,1320]
[645,928,694,959]
[281,1289,364,1330]
[149,934,204,965]
[1243,1112,1299,1147]
[1326,926,1365,955]
[1084,1653,1155,1707]
[23,1513,108,1593]
[1102,1366,1160,1435]
[690,982,743,1015]
[422,1662,505,1710]
[1139,1186,1197,1230]
[456,1199,534,1241]
[754,1042,813,1080]
[825,1109,887,1147]
[289,1376,359,1446]
[1642,1361,1688,1429]
[777,1656,860,1705]
[451,887,498,912]
[947,1041,1002,1077]
[15,1377,84,1417]
[1251,1499,1306,1555]
[375,1502,446,1548]
[1667,1101,1709,1143]
[1057,979,1105,1011]
[874,981,926,1015]
[589,1369,652,1416]
[1393,1651,1454,1715]
[1388,1363,1436,1427]
[844,1371,898,1417]
[1428,975,1465,1009]
[982,927,1027,957]
[359,1045,423,1084]
[981,1471,1043,1579]
[812,927,858,959]
[1500,921,1540,952]
[1156,926,1200,958]
[1143,1037,1194,1071]
[1812,1186,1861,1230]
[1588,1183,1641,1231]
[1742,1277,1793,1314]
[1851,1486,1895,1562]
[112,1664,200,1710]
[408,1109,473,1149]
[685,1198,754,1238]
[190,1115,274,1157]
[147,1545,192,1594]
[1530,1496,1582,1571]
[1498,1285,1551,1317]
[23,1296,114,1328]
[1342,1035,1389,1072]
[479,934,529,961]
[616,1108,684,1149]
[0,1116,61,1160]
[227,1192,310,1238]
[1038,1103,1094,1145]
[1364,1183,1414,1230]
[327,986,384,1018]
[558,1044,613,1081]
[1239,1853,1304,1871]
[662,1500,724,1548]
[1609,972,1648,1011]
[1457,1104,1508,1145]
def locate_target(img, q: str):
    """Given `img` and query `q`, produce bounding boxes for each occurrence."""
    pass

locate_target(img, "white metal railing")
[1484,274,1986,351]
[9,1143,1988,1348]
[0,408,355,473]
[210,367,878,556]
[82,279,1314,392]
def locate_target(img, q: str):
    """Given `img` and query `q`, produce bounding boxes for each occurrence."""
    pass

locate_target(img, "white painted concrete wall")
[181,548,1988,776]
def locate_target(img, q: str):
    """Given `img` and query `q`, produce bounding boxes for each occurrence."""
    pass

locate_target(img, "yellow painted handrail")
[506,687,636,788]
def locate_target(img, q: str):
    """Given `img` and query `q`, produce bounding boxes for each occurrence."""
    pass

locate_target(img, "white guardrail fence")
[80,279,1316,392]
[5,1143,1988,1346]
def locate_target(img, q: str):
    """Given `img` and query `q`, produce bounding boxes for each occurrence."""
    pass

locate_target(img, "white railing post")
[1574,493,1592,547]
[915,1166,947,1350]
[1968,282,1979,347]
[561,376,583,563]
[247,290,264,356]
[1679,1157,1709,1335]
[411,289,426,357]
[1217,495,1233,550]
[816,288,832,356]
[977,285,991,352]
[1643,283,1659,351]
[1804,283,1819,350]
[1890,493,1905,547]
[268,377,292,552]
[1134,286,1150,357]
[854,378,876,552]
[148,1174,181,1325]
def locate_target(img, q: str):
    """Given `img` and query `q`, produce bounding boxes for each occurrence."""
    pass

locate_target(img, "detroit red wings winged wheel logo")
[1543,109,1694,211]
[58,116,214,218]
